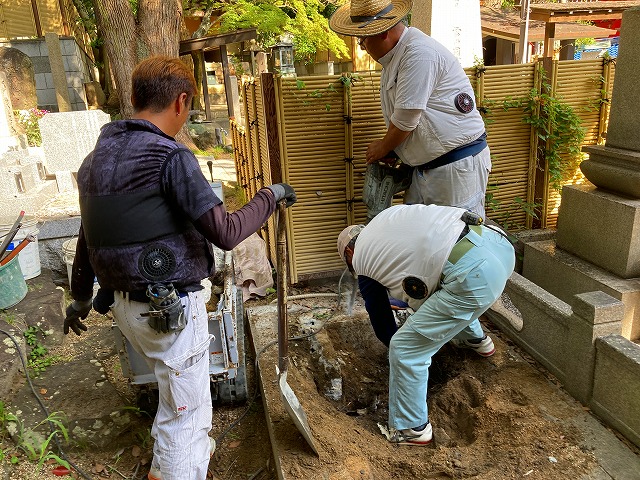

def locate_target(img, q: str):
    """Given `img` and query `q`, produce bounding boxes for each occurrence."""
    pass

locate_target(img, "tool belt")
[139,283,187,333]
[417,133,487,171]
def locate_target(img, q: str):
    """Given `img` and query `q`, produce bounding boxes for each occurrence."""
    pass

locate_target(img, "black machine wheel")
[135,384,160,417]
[212,288,248,405]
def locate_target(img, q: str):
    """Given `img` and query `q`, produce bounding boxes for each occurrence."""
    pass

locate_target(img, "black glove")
[267,183,297,207]
[93,288,114,315]
[64,299,92,335]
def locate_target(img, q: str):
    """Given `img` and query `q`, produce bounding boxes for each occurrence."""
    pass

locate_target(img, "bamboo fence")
[231,58,615,283]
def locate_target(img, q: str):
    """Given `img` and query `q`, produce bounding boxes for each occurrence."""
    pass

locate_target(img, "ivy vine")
[480,66,586,192]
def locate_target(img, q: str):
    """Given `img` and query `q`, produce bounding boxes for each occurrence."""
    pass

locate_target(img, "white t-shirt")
[379,27,486,166]
[352,204,465,311]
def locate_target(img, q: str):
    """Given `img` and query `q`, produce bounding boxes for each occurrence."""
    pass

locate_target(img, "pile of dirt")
[255,295,601,480]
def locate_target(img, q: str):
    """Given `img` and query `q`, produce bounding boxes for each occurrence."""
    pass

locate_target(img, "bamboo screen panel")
[232,60,614,282]
[350,72,387,224]
[478,63,537,230]
[36,0,63,35]
[242,82,259,199]
[546,59,612,228]
[0,0,36,39]
[277,76,348,281]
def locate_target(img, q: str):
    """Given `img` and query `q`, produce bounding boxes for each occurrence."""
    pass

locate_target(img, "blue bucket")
[0,256,28,309]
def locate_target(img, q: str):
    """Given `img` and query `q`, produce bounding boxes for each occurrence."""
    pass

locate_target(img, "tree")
[91,0,183,119]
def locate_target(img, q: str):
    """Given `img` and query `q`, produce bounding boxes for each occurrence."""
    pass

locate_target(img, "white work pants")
[404,146,492,218]
[112,290,212,480]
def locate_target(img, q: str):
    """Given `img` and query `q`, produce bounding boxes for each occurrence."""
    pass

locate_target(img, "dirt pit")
[251,293,601,480]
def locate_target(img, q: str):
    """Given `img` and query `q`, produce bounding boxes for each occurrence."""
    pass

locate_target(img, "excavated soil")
[252,290,602,480]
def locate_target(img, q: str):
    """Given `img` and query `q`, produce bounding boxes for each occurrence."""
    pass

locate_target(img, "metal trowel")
[275,201,319,455]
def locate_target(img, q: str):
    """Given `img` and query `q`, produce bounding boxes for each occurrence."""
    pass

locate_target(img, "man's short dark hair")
[131,56,197,113]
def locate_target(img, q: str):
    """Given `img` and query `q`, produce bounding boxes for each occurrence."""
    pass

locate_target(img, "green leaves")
[23,326,60,377]
[209,0,348,62]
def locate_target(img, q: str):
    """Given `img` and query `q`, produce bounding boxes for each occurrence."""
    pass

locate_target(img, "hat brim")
[329,0,412,37]
[337,224,365,263]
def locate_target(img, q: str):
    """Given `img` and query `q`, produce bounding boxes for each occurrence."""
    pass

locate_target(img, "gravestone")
[0,72,21,153]
[0,72,57,218]
[0,47,37,110]
[38,110,110,174]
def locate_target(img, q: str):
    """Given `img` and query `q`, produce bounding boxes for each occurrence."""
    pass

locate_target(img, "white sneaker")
[387,423,433,446]
[451,336,496,357]
[148,437,216,479]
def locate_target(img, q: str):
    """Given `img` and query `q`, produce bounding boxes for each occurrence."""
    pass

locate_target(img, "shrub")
[14,108,49,147]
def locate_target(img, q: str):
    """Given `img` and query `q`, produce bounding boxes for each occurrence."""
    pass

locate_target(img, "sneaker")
[388,423,433,445]
[148,437,216,479]
[451,335,496,357]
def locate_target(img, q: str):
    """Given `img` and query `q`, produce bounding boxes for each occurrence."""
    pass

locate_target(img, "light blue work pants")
[388,226,515,430]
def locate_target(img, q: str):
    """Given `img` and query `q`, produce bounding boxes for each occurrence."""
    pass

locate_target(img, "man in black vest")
[63,56,295,480]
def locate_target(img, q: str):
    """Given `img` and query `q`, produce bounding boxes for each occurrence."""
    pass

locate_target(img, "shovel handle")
[0,210,24,260]
[207,160,214,183]
[276,201,288,373]
[0,234,34,266]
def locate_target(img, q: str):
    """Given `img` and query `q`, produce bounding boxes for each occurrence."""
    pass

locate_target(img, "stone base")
[557,184,640,279]
[581,145,640,199]
[0,179,58,219]
[523,239,640,341]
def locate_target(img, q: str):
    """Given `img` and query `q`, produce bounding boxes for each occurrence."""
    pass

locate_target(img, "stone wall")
[0,37,93,112]
[486,272,640,448]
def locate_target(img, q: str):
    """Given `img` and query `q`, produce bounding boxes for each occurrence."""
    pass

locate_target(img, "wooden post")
[518,0,531,63]
[261,72,282,184]
[220,44,234,119]
[531,57,556,229]
[30,0,42,37]
[598,58,614,145]
[543,22,556,59]
[199,51,212,121]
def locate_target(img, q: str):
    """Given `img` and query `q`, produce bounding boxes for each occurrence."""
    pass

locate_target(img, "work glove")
[64,299,92,335]
[267,183,297,207]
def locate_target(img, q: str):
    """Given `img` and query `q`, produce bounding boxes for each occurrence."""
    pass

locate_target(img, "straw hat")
[337,224,365,263]
[329,0,412,37]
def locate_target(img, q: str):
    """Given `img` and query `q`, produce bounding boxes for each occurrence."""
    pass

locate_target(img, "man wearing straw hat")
[330,0,491,217]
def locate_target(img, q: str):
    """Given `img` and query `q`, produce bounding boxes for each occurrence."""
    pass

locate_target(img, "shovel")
[276,201,319,455]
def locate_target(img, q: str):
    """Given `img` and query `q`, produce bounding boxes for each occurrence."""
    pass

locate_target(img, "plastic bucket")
[0,218,41,280]
[62,237,78,286]
[0,256,28,309]
[210,181,224,203]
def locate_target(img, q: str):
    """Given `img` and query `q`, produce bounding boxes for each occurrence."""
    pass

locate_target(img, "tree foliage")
[186,0,349,62]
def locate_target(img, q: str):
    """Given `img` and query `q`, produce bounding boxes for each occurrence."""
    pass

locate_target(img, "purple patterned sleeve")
[161,149,222,221]
[194,189,276,251]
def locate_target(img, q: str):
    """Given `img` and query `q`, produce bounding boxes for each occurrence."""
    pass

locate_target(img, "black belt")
[418,133,487,171]
[127,289,190,303]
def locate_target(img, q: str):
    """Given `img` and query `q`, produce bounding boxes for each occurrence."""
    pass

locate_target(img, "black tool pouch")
[142,283,187,333]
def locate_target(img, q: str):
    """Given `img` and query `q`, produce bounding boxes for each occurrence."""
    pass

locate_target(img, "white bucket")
[62,237,78,286]
[0,218,41,280]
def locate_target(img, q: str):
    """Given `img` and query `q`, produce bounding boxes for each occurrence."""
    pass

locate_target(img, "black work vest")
[77,121,213,293]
